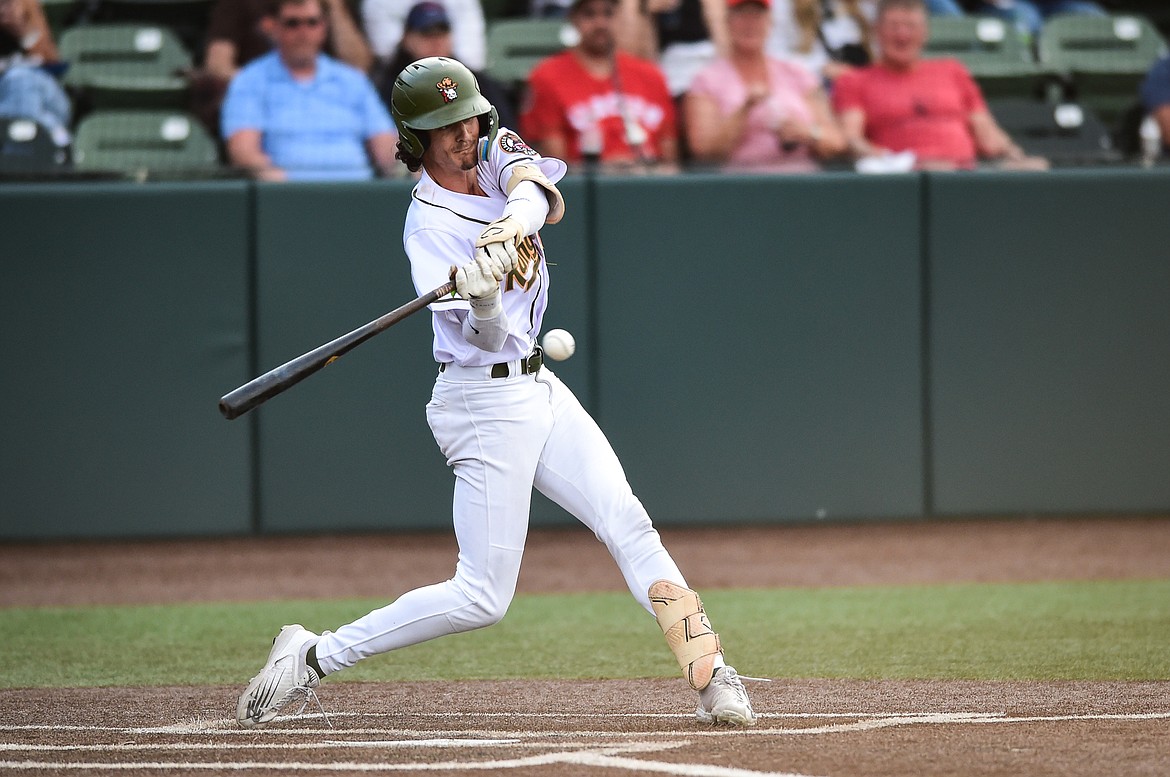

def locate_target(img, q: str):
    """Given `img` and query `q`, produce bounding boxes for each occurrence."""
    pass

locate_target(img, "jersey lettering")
[505,235,541,292]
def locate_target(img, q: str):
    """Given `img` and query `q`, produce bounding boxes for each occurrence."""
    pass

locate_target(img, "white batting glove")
[474,216,523,273]
[454,255,504,318]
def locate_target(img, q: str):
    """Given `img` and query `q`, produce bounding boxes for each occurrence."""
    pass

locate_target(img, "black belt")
[440,346,543,378]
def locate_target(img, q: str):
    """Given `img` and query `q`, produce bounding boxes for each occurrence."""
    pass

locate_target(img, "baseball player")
[235,56,755,728]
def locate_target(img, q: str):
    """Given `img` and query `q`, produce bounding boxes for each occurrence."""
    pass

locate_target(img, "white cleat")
[696,666,756,726]
[236,624,323,728]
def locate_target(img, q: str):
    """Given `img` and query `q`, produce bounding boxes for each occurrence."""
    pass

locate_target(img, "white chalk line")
[0,742,822,777]
[3,712,1166,777]
[3,711,1167,740]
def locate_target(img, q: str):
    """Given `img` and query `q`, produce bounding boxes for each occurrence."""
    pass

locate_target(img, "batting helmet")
[391,57,499,159]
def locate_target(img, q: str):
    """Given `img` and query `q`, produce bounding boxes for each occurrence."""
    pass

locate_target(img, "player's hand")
[455,256,504,317]
[474,216,523,273]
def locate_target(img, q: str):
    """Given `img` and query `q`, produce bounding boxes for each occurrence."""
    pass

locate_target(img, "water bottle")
[1139,116,1161,168]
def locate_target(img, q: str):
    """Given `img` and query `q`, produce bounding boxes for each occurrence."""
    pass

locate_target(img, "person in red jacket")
[521,0,678,166]
[832,0,1045,170]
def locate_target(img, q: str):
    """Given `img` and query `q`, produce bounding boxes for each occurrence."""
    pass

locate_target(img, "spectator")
[363,0,486,71]
[522,0,678,165]
[1140,55,1170,156]
[0,0,70,145]
[221,0,398,180]
[766,0,876,82]
[963,1,1105,39]
[195,0,372,135]
[685,0,845,171]
[832,0,1046,170]
[374,1,517,130]
[204,0,372,79]
[617,0,727,98]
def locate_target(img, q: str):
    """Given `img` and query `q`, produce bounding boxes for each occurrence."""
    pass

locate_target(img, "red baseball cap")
[727,0,771,7]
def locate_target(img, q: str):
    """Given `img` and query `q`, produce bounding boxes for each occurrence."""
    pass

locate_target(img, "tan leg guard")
[649,579,722,690]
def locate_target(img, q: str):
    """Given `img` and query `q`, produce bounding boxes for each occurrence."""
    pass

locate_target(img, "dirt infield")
[2,516,1169,776]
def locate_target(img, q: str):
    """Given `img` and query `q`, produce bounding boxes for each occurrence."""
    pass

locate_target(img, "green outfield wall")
[1,169,1168,539]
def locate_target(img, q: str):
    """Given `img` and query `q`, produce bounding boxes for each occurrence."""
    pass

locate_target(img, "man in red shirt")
[521,0,678,166]
[832,0,1045,171]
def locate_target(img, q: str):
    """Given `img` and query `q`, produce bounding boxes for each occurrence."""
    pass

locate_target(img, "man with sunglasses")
[221,0,397,180]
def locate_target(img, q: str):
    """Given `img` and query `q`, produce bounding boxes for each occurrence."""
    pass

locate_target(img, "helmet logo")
[436,77,459,104]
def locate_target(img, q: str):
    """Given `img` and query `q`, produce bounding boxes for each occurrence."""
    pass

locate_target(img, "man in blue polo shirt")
[222,0,398,180]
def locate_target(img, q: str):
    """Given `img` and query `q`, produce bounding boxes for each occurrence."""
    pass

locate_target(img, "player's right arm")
[406,227,510,354]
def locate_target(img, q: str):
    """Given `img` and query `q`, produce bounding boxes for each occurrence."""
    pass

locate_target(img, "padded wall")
[592,173,925,523]
[0,182,252,538]
[928,170,1170,513]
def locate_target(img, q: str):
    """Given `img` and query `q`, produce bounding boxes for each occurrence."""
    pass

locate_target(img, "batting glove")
[455,255,504,319]
[474,216,523,273]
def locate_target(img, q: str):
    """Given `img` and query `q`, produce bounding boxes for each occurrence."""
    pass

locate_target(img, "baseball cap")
[405,1,451,33]
[727,0,771,7]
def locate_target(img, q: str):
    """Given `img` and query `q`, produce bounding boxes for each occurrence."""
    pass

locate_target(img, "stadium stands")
[484,18,573,90]
[72,109,220,175]
[15,3,1168,178]
[59,23,192,109]
[0,117,69,173]
[1038,13,1168,127]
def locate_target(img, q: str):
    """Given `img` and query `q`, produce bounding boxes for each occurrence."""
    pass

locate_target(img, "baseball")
[541,329,575,361]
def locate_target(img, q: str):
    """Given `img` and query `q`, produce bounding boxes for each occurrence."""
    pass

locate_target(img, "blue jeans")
[974,1,1107,36]
[0,65,72,143]
[925,0,966,15]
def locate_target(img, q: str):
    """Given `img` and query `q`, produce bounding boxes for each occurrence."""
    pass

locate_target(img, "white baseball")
[541,329,575,361]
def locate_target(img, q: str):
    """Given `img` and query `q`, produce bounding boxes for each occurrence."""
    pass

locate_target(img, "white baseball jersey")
[312,126,695,682]
[403,127,567,366]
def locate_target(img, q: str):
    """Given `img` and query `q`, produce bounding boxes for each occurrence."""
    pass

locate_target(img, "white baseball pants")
[314,366,686,675]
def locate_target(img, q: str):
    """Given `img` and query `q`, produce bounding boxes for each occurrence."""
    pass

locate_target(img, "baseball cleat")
[696,666,756,726]
[236,624,323,728]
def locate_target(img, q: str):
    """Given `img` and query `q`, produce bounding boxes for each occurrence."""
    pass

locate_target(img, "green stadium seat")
[94,0,214,55]
[72,110,220,176]
[987,97,1121,166]
[924,16,1047,99]
[485,18,575,89]
[1037,13,1169,127]
[59,23,193,110]
[0,117,69,174]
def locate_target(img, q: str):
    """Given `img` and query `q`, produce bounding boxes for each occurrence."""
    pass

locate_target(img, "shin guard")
[648,580,722,690]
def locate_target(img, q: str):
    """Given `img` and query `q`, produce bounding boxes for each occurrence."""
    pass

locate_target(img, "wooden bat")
[219,280,455,420]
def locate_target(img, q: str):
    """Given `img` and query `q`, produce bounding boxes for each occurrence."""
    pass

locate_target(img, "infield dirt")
[2,515,1168,777]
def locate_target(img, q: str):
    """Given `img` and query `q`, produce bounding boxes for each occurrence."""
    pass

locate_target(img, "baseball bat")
[219,280,455,420]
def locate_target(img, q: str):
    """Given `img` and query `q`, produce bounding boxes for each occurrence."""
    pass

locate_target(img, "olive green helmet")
[391,57,499,159]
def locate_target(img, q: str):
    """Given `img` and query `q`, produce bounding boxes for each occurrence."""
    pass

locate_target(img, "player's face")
[425,116,481,174]
[876,6,927,70]
[571,0,616,58]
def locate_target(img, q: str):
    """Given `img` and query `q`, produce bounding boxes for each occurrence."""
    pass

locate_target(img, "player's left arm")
[474,131,568,270]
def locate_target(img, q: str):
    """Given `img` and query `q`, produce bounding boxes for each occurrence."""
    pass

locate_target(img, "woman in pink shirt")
[684,0,845,172]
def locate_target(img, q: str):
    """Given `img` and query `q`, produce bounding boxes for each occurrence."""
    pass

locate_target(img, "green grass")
[3,580,1168,688]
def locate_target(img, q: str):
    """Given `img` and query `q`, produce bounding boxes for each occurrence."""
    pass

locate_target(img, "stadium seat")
[0,117,69,174]
[93,0,214,55]
[987,97,1121,166]
[59,23,193,110]
[1037,14,1169,127]
[485,18,575,88]
[924,16,1046,99]
[72,110,220,176]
